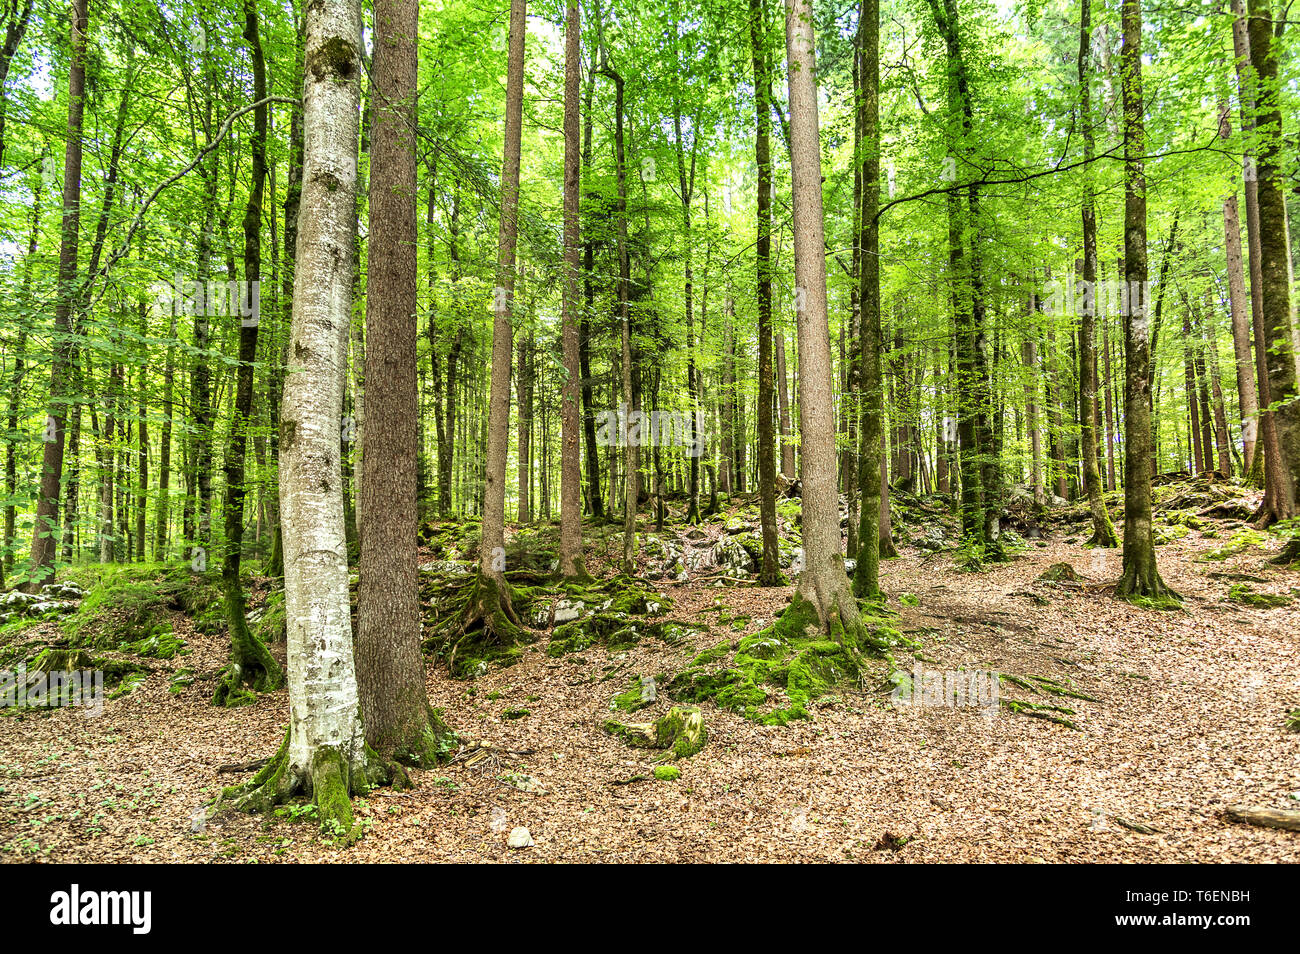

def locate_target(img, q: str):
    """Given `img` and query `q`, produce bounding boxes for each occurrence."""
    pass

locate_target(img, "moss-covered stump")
[664,596,903,726]
[604,706,707,760]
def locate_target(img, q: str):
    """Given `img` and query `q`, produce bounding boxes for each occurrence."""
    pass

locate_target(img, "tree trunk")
[1116,0,1172,599]
[776,331,795,479]
[214,0,283,705]
[1247,0,1300,527]
[224,0,373,835]
[751,0,782,586]
[1077,0,1117,547]
[1220,100,1259,475]
[471,0,527,640]
[355,0,450,763]
[25,0,88,590]
[783,0,861,636]
[852,0,884,598]
[580,60,604,521]
[559,0,586,578]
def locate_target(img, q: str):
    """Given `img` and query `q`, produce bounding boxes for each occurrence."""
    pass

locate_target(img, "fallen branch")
[1224,804,1300,832]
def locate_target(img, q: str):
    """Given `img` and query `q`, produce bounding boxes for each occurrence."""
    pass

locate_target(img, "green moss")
[1201,528,1268,561]
[310,746,355,839]
[653,765,680,781]
[605,706,707,760]
[1226,583,1292,607]
[502,707,530,720]
[611,676,656,713]
[663,594,894,724]
[59,564,215,656]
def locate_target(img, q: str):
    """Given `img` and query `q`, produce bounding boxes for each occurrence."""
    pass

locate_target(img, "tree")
[559,0,587,579]
[1246,0,1300,535]
[25,0,89,591]
[750,0,781,587]
[1116,0,1172,600]
[220,0,376,836]
[1076,0,1117,547]
[464,0,527,644]
[356,0,453,766]
[213,0,284,705]
[781,0,861,637]
[852,0,884,598]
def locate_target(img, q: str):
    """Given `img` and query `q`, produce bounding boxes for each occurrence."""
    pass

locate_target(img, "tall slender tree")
[559,0,587,579]
[782,0,862,637]
[222,0,375,835]
[214,0,283,705]
[25,0,89,591]
[1116,0,1172,599]
[356,0,453,766]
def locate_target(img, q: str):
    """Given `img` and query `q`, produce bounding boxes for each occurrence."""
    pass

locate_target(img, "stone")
[507,826,534,849]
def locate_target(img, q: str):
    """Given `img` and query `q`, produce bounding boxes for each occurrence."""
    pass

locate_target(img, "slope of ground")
[1,488,1297,863]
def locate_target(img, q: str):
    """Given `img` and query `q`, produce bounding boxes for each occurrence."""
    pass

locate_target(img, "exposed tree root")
[210,730,391,842]
[441,571,525,678]
[212,584,284,706]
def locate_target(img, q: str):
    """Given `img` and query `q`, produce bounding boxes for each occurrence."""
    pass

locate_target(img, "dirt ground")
[2,520,1298,863]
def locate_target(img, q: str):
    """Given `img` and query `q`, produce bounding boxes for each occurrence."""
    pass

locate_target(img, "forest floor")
[2,480,1298,863]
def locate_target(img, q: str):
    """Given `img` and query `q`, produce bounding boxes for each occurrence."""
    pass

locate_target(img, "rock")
[714,536,756,572]
[639,675,657,705]
[26,600,76,617]
[507,826,534,849]
[419,560,472,576]
[553,599,583,623]
[502,773,546,794]
[912,527,948,553]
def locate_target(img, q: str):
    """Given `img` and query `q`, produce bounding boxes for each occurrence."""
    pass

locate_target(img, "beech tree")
[220,0,375,835]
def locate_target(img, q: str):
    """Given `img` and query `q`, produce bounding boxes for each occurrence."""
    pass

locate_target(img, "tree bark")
[472,0,527,637]
[1077,0,1117,547]
[214,0,283,705]
[1220,101,1259,474]
[559,0,586,578]
[783,0,861,635]
[1116,0,1172,599]
[852,0,884,598]
[224,0,373,835]
[26,0,88,590]
[1247,0,1300,526]
[355,0,451,764]
[751,0,782,586]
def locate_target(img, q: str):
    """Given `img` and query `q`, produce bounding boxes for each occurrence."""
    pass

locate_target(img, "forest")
[0,0,1296,866]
